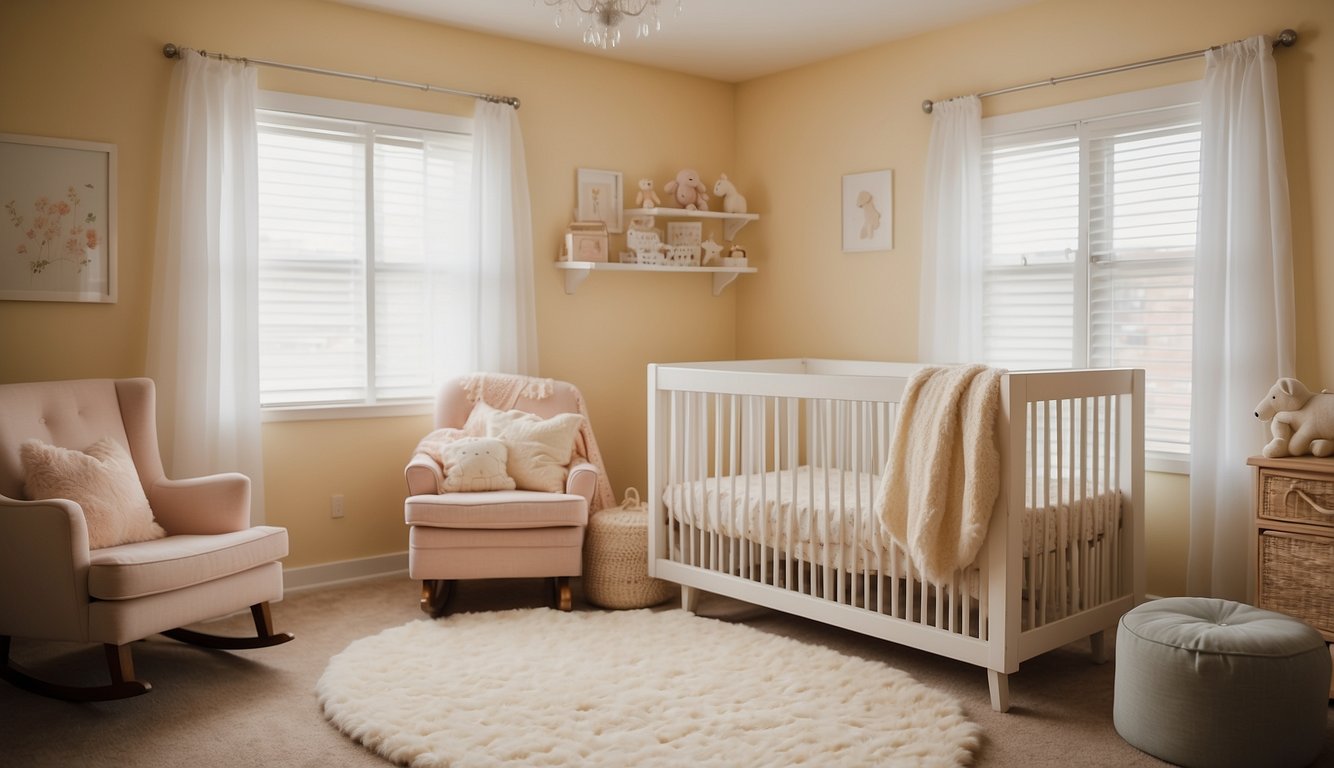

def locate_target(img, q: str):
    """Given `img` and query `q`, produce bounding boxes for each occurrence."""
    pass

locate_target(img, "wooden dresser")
[1248,454,1334,696]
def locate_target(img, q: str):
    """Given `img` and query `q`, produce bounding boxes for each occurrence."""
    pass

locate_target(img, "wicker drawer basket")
[1260,471,1334,529]
[1258,530,1334,636]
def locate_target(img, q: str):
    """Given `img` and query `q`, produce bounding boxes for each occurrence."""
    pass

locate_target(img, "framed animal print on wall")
[842,169,892,253]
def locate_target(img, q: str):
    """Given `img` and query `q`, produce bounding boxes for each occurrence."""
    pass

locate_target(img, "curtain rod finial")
[1277,29,1297,47]
[922,99,934,114]
[163,43,179,59]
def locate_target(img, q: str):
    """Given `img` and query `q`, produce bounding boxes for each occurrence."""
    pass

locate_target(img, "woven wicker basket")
[1259,530,1334,635]
[583,489,676,610]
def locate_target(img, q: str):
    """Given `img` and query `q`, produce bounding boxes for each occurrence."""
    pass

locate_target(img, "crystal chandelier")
[540,0,682,49]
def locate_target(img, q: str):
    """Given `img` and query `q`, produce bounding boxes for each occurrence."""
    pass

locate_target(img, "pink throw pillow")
[20,437,167,549]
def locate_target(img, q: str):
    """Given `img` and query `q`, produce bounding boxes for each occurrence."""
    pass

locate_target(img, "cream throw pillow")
[438,437,516,493]
[485,411,584,493]
[462,401,500,437]
[20,437,167,549]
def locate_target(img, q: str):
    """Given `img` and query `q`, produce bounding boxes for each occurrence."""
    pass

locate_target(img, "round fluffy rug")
[317,608,981,767]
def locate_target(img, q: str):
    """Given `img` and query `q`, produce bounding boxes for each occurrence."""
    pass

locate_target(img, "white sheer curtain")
[146,51,266,522]
[919,95,983,364]
[469,101,538,375]
[1189,35,1295,600]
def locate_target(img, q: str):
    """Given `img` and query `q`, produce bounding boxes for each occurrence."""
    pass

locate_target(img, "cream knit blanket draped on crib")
[459,373,617,512]
[874,364,1002,584]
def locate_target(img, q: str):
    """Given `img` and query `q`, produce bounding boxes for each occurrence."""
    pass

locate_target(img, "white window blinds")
[982,100,1201,457]
[256,105,472,408]
[982,127,1080,371]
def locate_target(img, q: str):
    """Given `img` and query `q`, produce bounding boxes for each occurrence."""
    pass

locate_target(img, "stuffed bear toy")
[1254,378,1334,458]
[663,169,709,211]
[635,178,661,208]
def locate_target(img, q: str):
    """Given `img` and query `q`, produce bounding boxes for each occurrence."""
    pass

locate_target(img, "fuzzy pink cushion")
[20,437,167,549]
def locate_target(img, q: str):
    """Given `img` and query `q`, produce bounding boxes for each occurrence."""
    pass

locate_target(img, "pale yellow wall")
[734,0,1334,596]
[5,0,1329,587]
[0,0,737,567]
[1145,472,1189,597]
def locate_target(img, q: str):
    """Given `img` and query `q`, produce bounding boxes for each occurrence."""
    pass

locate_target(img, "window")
[981,84,1201,468]
[255,93,472,413]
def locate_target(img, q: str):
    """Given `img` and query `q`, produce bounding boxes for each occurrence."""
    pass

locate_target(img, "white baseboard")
[283,551,410,593]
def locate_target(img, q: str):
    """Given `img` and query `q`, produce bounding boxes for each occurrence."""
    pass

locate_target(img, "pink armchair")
[405,377,602,616]
[0,378,292,701]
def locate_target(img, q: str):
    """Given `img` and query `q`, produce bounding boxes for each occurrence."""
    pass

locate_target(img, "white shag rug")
[317,609,981,767]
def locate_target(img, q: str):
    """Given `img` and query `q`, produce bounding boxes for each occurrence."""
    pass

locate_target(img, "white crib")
[646,359,1145,712]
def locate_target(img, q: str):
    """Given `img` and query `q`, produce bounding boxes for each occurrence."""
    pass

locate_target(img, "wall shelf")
[624,207,759,241]
[555,261,757,296]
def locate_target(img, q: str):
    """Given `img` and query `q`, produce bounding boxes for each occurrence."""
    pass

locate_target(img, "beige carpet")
[2,574,1332,767]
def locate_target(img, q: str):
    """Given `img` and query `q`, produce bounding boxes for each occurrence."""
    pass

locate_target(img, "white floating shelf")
[555,261,757,296]
[624,207,759,241]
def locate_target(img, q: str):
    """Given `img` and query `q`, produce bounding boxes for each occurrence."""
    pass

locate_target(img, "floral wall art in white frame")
[842,169,892,253]
[0,133,117,302]
[576,168,622,234]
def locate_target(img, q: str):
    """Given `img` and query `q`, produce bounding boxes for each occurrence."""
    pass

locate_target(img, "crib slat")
[1072,397,1083,615]
[829,399,838,602]
[701,393,711,571]
[1040,400,1051,626]
[979,550,989,641]
[671,390,683,566]
[757,394,768,581]
[1025,400,1036,631]
[918,561,928,627]
[1092,396,1103,605]
[1057,398,1068,620]
[894,543,903,619]
[1110,393,1119,600]
[944,576,955,629]
[853,400,864,609]
[726,394,743,580]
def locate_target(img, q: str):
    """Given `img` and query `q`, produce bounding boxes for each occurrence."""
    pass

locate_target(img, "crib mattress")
[662,466,1121,566]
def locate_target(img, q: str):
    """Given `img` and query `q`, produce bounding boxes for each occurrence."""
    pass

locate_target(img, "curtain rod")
[922,28,1296,114]
[161,43,520,109]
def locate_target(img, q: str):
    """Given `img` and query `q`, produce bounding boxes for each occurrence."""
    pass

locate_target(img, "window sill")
[262,401,432,423]
[1146,451,1189,476]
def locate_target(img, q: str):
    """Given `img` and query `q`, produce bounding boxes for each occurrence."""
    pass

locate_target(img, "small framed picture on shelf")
[841,169,893,253]
[666,221,702,246]
[576,168,622,233]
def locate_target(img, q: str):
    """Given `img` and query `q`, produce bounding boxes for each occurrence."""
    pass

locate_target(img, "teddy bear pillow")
[438,437,517,493]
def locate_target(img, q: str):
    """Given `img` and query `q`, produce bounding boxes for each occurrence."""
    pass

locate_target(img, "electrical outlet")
[331,493,345,519]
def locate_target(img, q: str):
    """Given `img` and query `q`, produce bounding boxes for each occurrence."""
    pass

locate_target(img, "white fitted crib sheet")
[662,466,1121,567]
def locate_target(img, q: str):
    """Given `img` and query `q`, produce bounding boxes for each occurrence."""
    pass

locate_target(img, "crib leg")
[1089,630,1108,664]
[681,586,699,613]
[988,669,1010,713]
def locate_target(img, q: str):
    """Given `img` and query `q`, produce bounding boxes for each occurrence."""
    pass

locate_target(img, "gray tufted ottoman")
[1114,597,1329,768]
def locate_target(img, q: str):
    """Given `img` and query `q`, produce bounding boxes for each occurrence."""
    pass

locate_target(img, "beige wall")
[735,0,1333,596]
[0,0,737,567]
[4,0,1330,592]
